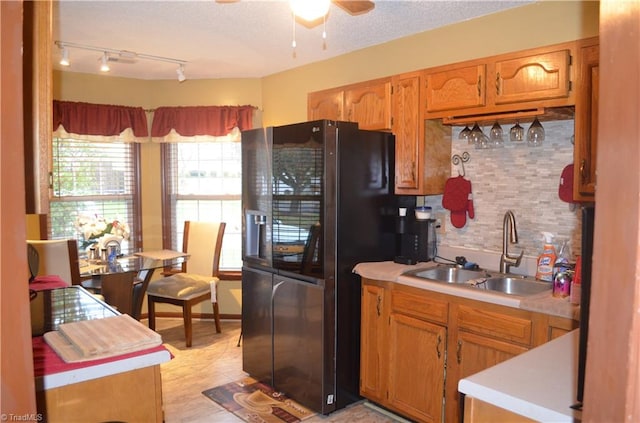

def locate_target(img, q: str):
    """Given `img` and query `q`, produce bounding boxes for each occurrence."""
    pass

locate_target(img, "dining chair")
[26,239,82,285]
[146,221,226,347]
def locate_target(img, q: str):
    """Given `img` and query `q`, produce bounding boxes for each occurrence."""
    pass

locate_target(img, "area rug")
[202,377,316,422]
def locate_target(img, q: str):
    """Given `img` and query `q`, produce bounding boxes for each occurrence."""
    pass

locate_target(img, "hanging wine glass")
[459,125,472,143]
[489,121,504,148]
[527,117,545,147]
[510,121,524,142]
[469,123,482,146]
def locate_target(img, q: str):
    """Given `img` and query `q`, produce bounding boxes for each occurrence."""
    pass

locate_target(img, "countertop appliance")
[241,120,411,414]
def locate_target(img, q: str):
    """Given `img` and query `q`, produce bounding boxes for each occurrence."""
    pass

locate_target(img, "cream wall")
[52,0,598,317]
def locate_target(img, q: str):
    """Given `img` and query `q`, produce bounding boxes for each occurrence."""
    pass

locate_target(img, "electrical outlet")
[436,213,445,234]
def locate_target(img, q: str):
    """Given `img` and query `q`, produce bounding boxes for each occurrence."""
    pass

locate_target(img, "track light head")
[59,47,70,66]
[176,64,186,82]
[100,52,110,72]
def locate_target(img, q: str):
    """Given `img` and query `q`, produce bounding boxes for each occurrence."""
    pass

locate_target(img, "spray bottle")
[553,238,573,298]
[536,232,557,282]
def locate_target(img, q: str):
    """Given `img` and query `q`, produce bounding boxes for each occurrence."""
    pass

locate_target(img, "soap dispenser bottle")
[536,232,557,282]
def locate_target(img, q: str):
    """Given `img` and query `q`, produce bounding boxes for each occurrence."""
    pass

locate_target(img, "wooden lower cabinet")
[445,331,529,422]
[37,365,164,423]
[360,282,387,402]
[360,278,578,423]
[388,313,446,423]
[463,396,536,423]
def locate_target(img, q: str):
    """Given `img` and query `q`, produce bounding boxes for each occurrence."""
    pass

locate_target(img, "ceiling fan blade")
[333,0,375,15]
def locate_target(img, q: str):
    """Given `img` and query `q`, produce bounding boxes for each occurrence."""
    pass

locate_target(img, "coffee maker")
[394,208,437,265]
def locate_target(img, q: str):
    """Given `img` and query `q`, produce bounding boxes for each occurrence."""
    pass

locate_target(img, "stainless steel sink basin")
[474,277,551,296]
[408,266,490,284]
[402,266,552,297]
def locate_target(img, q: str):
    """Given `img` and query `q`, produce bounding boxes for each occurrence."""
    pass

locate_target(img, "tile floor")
[152,318,406,423]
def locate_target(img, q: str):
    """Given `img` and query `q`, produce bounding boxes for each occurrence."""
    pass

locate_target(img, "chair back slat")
[183,221,225,277]
[26,239,81,285]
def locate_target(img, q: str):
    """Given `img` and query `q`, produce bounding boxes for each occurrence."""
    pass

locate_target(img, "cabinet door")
[424,64,486,113]
[447,331,528,423]
[574,43,599,200]
[392,72,422,192]
[307,89,344,121]
[388,312,446,423]
[494,49,571,104]
[345,81,392,130]
[360,283,387,402]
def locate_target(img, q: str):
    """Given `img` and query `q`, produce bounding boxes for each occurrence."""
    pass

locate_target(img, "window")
[50,137,141,253]
[163,141,242,270]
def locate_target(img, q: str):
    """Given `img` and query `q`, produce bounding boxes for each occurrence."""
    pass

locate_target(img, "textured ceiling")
[53,0,532,80]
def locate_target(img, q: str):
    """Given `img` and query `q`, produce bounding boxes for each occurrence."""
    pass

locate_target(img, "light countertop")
[353,261,579,320]
[36,347,171,390]
[458,330,581,422]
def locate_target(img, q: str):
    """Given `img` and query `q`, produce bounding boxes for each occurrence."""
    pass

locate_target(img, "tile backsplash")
[422,120,582,264]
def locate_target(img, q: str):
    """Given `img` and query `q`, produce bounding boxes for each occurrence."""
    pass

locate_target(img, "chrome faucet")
[500,210,524,273]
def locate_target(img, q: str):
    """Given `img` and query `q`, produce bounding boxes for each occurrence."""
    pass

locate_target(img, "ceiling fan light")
[290,0,330,22]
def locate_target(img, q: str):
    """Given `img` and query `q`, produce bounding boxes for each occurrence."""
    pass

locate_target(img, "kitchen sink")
[407,266,491,284]
[402,265,552,297]
[474,277,551,296]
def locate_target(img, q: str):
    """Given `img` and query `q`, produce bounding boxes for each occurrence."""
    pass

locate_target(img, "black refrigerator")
[241,120,410,414]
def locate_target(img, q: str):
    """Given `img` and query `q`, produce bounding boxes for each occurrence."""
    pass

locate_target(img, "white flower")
[75,213,130,241]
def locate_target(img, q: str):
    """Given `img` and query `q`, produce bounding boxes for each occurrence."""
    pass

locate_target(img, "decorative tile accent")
[423,120,582,260]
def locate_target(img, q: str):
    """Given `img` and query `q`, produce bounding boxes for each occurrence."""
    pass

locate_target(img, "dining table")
[79,249,188,320]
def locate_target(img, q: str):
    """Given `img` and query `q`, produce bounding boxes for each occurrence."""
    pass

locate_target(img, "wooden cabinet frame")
[360,278,578,423]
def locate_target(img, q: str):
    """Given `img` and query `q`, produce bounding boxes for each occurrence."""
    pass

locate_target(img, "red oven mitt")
[558,164,575,203]
[442,175,474,228]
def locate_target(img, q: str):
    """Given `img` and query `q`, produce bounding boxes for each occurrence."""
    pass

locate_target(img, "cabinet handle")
[495,72,501,95]
[376,295,382,317]
[580,159,588,183]
[436,335,442,359]
[477,75,481,97]
[456,340,462,364]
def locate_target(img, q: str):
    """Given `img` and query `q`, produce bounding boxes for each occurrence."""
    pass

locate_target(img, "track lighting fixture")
[55,41,187,80]
[100,52,110,72]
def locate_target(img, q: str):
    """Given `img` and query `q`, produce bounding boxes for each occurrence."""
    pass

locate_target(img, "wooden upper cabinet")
[392,72,422,192]
[307,78,391,130]
[494,49,571,105]
[424,64,486,113]
[307,88,344,121]
[424,41,576,121]
[392,71,451,195]
[345,81,392,130]
[574,38,599,201]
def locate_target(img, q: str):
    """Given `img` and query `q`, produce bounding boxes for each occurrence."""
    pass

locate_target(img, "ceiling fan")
[217,0,375,27]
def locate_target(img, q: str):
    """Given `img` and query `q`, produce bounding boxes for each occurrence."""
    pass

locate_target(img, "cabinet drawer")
[457,304,532,346]
[391,289,448,324]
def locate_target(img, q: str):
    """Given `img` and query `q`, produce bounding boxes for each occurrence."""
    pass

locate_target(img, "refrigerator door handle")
[271,281,285,301]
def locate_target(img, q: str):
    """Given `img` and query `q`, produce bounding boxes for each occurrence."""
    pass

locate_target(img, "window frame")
[48,136,143,252]
[160,141,242,273]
